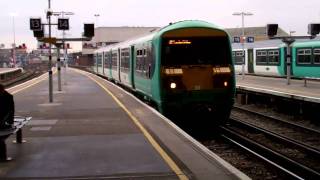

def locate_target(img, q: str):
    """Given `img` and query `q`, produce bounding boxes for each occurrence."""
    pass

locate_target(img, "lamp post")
[53,11,74,91]
[289,30,296,36]
[94,14,100,27]
[48,0,53,103]
[233,12,253,79]
[10,13,18,68]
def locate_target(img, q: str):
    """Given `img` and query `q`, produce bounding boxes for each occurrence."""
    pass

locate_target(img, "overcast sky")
[1,0,320,51]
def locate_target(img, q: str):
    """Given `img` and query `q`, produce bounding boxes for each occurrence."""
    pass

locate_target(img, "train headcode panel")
[168,40,192,45]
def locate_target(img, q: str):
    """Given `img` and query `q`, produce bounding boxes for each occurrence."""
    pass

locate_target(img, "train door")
[118,48,121,82]
[102,52,105,75]
[131,45,135,89]
[248,49,254,73]
[283,47,293,75]
[96,54,98,73]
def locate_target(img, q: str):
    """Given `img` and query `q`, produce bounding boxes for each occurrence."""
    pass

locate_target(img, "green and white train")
[93,20,235,122]
[232,39,320,78]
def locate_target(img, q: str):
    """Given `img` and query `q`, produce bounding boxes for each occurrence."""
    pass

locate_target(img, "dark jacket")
[0,91,14,128]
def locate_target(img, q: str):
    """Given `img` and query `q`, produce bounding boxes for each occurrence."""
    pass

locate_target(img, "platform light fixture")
[289,30,296,36]
[232,11,253,79]
[10,13,18,68]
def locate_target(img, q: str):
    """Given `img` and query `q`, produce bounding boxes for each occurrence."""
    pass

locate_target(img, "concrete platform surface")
[236,75,320,103]
[0,68,22,74]
[0,68,249,180]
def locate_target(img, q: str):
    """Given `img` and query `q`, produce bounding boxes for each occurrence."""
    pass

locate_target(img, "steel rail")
[229,116,320,158]
[233,105,320,135]
[220,125,320,179]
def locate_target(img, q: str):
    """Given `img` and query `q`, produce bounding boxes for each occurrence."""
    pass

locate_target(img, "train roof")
[95,20,227,54]
[232,39,284,50]
[157,20,223,34]
[292,37,320,47]
[232,37,320,50]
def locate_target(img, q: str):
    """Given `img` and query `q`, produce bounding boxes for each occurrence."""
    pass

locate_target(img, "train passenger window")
[121,48,130,72]
[97,53,102,66]
[234,51,244,65]
[313,49,320,64]
[256,50,267,65]
[268,50,279,65]
[112,52,118,69]
[236,51,244,56]
[136,48,144,75]
[104,52,111,68]
[94,54,97,66]
[297,49,312,64]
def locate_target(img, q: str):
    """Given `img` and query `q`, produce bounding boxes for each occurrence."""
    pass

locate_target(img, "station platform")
[0,68,248,180]
[236,75,320,103]
[0,68,22,74]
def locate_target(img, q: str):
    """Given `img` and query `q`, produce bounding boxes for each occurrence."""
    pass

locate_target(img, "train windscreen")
[162,37,231,66]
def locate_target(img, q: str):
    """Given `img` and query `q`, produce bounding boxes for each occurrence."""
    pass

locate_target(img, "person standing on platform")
[0,84,14,129]
[0,84,15,161]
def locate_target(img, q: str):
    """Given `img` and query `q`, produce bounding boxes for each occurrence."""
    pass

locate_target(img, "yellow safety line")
[74,69,189,180]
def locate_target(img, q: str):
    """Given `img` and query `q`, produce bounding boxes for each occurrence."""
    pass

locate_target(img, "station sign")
[58,18,69,30]
[233,36,241,43]
[30,18,42,31]
[247,36,255,43]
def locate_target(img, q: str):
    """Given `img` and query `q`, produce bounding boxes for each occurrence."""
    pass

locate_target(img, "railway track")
[2,70,45,88]
[233,105,320,136]
[220,117,320,179]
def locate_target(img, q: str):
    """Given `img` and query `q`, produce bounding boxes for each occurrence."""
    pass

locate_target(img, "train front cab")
[159,27,235,123]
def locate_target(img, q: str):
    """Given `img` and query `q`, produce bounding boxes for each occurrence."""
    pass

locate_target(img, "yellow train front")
[155,21,235,124]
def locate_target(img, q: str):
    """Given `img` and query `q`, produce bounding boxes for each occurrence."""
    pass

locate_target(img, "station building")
[73,26,288,66]
[77,27,158,66]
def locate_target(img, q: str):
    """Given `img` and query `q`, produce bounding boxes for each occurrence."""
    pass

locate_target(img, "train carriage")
[232,40,285,76]
[94,20,236,123]
[231,39,320,78]
[291,41,320,78]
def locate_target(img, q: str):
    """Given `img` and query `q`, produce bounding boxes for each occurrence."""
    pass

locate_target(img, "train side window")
[268,50,279,65]
[97,53,102,66]
[94,54,97,66]
[313,48,320,64]
[136,49,143,75]
[112,51,118,70]
[297,49,312,65]
[104,52,111,68]
[234,51,244,65]
[121,48,130,72]
[256,50,267,65]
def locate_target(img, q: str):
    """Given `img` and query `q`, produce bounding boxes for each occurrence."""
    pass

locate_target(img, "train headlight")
[170,82,177,89]
[224,81,228,87]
